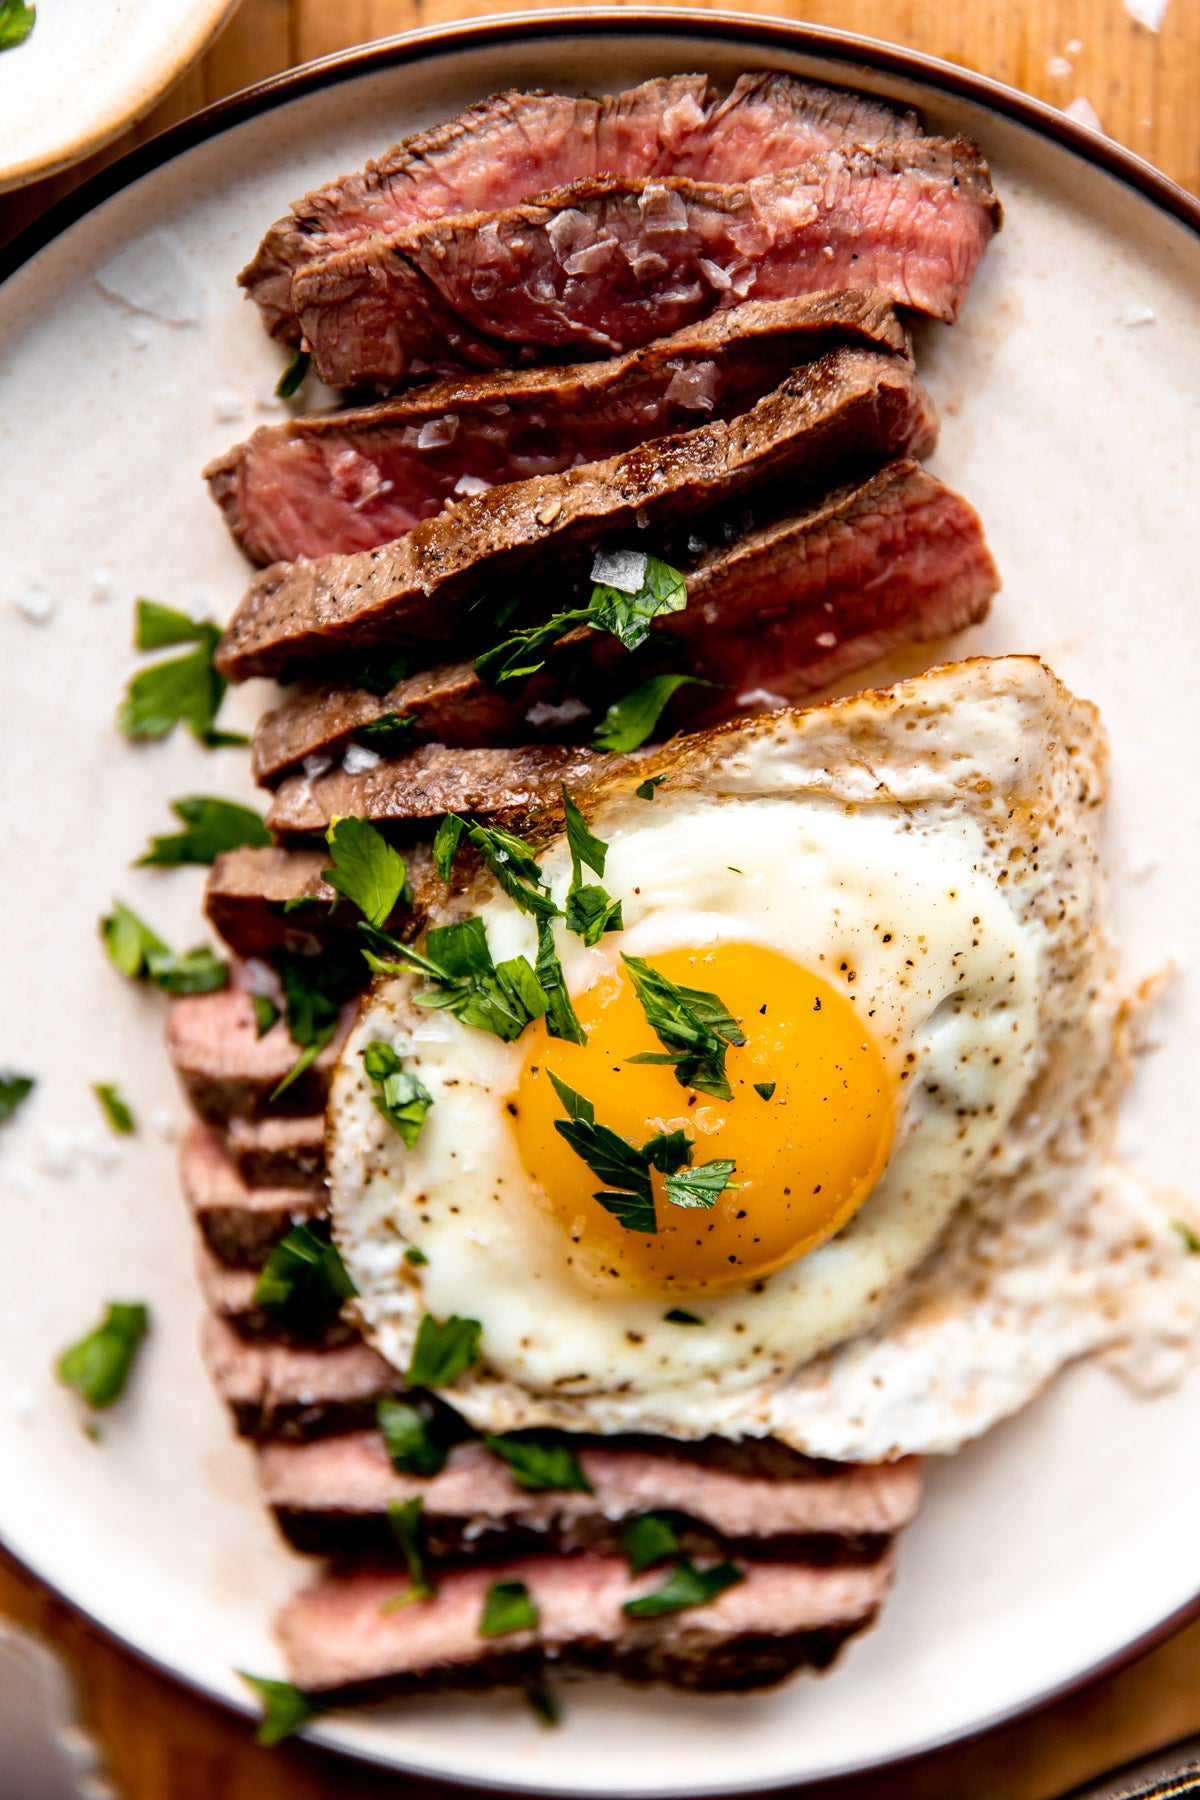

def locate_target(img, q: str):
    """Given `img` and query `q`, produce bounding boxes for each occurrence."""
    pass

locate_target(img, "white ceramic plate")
[2,11,1200,1792]
[0,0,240,193]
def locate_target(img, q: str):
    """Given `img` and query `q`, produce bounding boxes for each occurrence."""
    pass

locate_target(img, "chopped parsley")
[663,1309,706,1326]
[93,1083,135,1135]
[138,796,270,867]
[361,1040,433,1148]
[622,1558,743,1618]
[376,1397,450,1477]
[485,1432,592,1493]
[406,1312,482,1388]
[562,787,622,946]
[754,1081,776,1101]
[636,776,665,801]
[593,673,710,753]
[56,1302,148,1409]
[254,1224,357,1335]
[0,1,35,51]
[526,1683,559,1727]
[404,1246,428,1267]
[237,1673,320,1747]
[101,901,228,995]
[362,918,550,1045]
[663,1160,737,1210]
[380,1497,436,1610]
[322,815,407,928]
[434,813,558,922]
[251,994,280,1037]
[621,953,745,1101]
[0,1072,34,1122]
[621,1513,681,1574]
[1173,1221,1200,1253]
[357,712,417,756]
[480,1578,539,1639]
[118,599,246,748]
[274,347,310,400]
[348,651,413,699]
[534,918,586,1045]
[272,941,363,1098]
[474,553,688,688]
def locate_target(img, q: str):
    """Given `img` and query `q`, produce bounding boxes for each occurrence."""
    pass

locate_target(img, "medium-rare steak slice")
[204,843,434,959]
[217,347,935,681]
[208,293,909,565]
[277,1551,893,1698]
[167,986,357,1122]
[181,1123,326,1266]
[250,461,995,782]
[260,1430,920,1561]
[295,144,998,388]
[202,1314,400,1439]
[226,1115,327,1190]
[242,73,916,343]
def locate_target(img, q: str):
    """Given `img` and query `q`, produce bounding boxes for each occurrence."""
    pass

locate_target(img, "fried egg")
[329,657,1200,1458]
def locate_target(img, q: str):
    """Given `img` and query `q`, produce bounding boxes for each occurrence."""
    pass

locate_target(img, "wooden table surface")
[3,2,1200,1795]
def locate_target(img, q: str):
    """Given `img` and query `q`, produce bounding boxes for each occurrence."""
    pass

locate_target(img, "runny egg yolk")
[511,942,895,1297]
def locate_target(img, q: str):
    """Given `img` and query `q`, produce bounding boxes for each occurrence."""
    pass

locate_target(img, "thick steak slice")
[204,843,434,959]
[261,1431,920,1561]
[217,347,935,681]
[242,74,916,342]
[181,1123,326,1266]
[208,293,908,565]
[196,1244,358,1347]
[296,144,998,388]
[251,461,994,782]
[277,1551,893,1697]
[226,1115,327,1190]
[166,986,357,1123]
[202,1315,400,1439]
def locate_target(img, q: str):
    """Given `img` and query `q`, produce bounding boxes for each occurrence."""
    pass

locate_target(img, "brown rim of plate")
[1,9,1198,1790]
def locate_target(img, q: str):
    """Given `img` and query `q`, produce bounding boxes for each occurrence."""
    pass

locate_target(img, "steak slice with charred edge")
[167,987,357,1123]
[260,1430,921,1561]
[216,347,935,681]
[295,143,998,388]
[241,74,917,343]
[251,460,994,783]
[204,843,435,959]
[181,1123,325,1266]
[226,1115,327,1190]
[277,1552,894,1698]
[202,1314,400,1440]
[208,293,909,565]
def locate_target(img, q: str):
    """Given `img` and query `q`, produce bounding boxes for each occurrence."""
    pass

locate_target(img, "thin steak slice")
[216,347,936,681]
[250,460,995,782]
[208,292,908,565]
[226,1114,327,1190]
[202,1315,400,1440]
[166,986,357,1123]
[204,843,434,959]
[295,143,998,388]
[261,1430,920,1561]
[181,1123,326,1267]
[242,73,916,342]
[277,1551,893,1698]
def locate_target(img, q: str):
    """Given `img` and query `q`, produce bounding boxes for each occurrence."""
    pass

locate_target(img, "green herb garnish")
[275,348,310,400]
[237,1673,320,1747]
[56,1302,148,1409]
[621,1513,681,1574]
[622,1558,743,1618]
[754,1081,776,1101]
[548,1073,656,1234]
[474,554,688,689]
[526,1683,558,1726]
[593,674,710,753]
[0,1072,34,1121]
[272,942,363,1098]
[406,1313,482,1388]
[663,1309,706,1326]
[664,1160,737,1210]
[434,813,559,922]
[1173,1221,1200,1253]
[562,786,622,946]
[485,1432,592,1493]
[252,994,280,1037]
[100,901,228,995]
[362,918,549,1045]
[93,1083,135,1135]
[138,796,270,867]
[635,776,665,800]
[376,1397,448,1477]
[534,918,586,1045]
[0,1,35,50]
[254,1224,357,1334]
[356,712,417,756]
[322,815,407,928]
[118,599,245,748]
[404,1246,428,1267]
[380,1497,436,1610]
[349,652,413,698]
[480,1578,539,1639]
[621,953,745,1101]
[361,1040,433,1148]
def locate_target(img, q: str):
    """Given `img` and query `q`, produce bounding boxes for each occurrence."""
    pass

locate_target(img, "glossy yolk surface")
[511,942,895,1297]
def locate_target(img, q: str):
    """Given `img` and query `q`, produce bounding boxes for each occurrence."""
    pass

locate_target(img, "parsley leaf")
[588,552,688,650]
[138,796,270,867]
[237,1673,320,1748]
[381,1497,436,1609]
[0,1,35,50]
[485,1432,592,1493]
[480,1579,539,1639]
[663,1309,706,1326]
[622,1558,743,1618]
[275,347,310,400]
[664,1160,737,1210]
[0,1072,34,1122]
[100,902,229,996]
[593,674,709,753]
[535,918,586,1045]
[118,599,245,748]
[548,1073,656,1235]
[621,1513,681,1574]
[406,1313,482,1388]
[474,606,592,689]
[642,1129,692,1175]
[362,919,549,1045]
[56,1302,148,1409]
[562,788,607,883]
[350,652,414,698]
[273,942,362,1097]
[322,815,407,928]
[526,1683,559,1726]
[254,1224,357,1334]
[754,1081,776,1101]
[361,1040,433,1148]
[635,776,665,801]
[356,712,417,756]
[1173,1221,1200,1253]
[562,788,622,946]
[252,994,280,1037]
[435,814,560,922]
[621,953,745,1101]
[93,1083,135,1135]
[404,1246,428,1267]
[376,1397,450,1477]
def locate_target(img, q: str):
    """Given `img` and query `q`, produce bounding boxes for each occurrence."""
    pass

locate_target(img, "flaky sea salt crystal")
[1064,96,1105,132]
[12,581,54,623]
[1047,54,1073,75]
[591,548,647,593]
[453,473,490,496]
[212,388,246,424]
[1117,304,1157,327]
[95,230,202,325]
[417,415,459,450]
[343,742,382,774]
[302,752,333,780]
[1125,0,1170,29]
[87,567,115,604]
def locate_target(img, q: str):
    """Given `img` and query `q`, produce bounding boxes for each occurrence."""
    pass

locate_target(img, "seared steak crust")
[181,1123,326,1266]
[226,1114,327,1190]
[166,987,356,1123]
[202,1315,400,1440]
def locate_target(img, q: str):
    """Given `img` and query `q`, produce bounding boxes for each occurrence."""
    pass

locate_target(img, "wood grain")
[2,2,1199,1795]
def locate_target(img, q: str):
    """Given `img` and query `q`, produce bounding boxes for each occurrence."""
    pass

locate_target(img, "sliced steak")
[251,461,994,782]
[277,1551,893,1698]
[166,986,357,1123]
[202,1314,400,1440]
[261,1431,920,1561]
[226,1115,327,1190]
[208,293,908,565]
[181,1122,326,1266]
[204,843,434,959]
[242,74,916,343]
[196,1243,357,1347]
[295,144,998,388]
[216,347,936,681]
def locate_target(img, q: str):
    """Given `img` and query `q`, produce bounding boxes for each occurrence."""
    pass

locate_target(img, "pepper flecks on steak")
[208,292,910,567]
[249,460,995,784]
[241,73,918,344]
[276,1553,895,1698]
[216,347,936,682]
[181,1123,326,1267]
[294,144,999,389]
